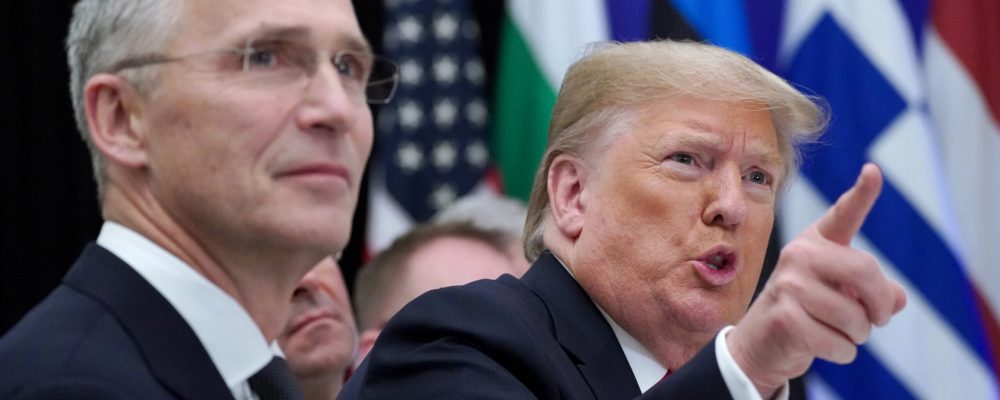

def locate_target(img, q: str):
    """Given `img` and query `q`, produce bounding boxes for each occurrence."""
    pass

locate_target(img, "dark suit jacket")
[340,252,733,399]
[0,243,234,400]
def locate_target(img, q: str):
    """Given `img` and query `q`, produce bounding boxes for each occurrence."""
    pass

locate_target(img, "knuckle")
[766,274,807,301]
[845,251,879,275]
[767,298,804,336]
[779,241,812,265]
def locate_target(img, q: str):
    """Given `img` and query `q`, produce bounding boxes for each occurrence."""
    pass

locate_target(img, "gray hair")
[66,0,183,199]
[522,40,829,262]
[432,192,528,244]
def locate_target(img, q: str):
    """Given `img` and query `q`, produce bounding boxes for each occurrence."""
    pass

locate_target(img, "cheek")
[351,112,375,166]
[737,208,775,287]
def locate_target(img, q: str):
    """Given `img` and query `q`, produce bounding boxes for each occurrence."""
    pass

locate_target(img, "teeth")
[706,254,726,270]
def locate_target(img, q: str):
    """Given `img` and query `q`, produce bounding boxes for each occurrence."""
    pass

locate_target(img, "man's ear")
[356,329,380,366]
[83,74,149,168]
[547,154,588,240]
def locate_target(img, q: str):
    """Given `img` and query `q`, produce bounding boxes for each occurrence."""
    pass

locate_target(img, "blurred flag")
[492,0,608,201]
[760,0,1000,398]
[493,0,705,201]
[367,0,494,251]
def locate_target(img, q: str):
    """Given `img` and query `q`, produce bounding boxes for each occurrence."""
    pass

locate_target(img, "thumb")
[815,163,883,245]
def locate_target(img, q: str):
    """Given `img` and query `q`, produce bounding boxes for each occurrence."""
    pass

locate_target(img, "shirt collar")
[551,255,667,393]
[97,221,279,393]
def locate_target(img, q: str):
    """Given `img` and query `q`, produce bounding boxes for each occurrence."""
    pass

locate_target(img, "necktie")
[248,356,304,400]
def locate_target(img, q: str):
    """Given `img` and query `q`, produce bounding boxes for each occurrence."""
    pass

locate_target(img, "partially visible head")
[523,40,827,262]
[352,221,520,364]
[70,0,380,264]
[279,256,357,397]
[521,40,828,366]
[432,192,531,273]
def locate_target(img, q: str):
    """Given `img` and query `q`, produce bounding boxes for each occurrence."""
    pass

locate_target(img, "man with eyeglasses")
[0,0,397,399]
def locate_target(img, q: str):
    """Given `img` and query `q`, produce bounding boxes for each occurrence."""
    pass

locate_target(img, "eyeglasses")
[110,37,400,104]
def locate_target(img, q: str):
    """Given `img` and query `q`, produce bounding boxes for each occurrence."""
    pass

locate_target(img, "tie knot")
[248,356,304,400]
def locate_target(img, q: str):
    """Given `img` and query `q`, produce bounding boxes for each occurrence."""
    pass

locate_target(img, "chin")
[674,297,732,333]
[282,215,352,249]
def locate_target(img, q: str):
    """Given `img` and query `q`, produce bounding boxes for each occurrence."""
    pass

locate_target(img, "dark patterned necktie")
[248,357,304,400]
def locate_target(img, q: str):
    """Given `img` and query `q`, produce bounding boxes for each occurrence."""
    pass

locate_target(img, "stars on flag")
[398,100,424,131]
[434,12,459,42]
[431,141,458,170]
[396,142,424,172]
[379,0,492,221]
[433,55,459,84]
[398,16,423,43]
[399,59,423,87]
[433,98,458,128]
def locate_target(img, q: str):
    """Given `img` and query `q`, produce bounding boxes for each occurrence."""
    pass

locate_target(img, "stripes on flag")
[773,0,1000,398]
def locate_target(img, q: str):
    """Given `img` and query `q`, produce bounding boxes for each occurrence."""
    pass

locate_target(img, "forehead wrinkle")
[672,122,729,152]
[675,120,783,168]
[743,138,783,169]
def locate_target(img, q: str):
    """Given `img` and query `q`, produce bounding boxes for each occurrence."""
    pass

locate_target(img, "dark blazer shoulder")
[0,243,233,400]
[343,253,636,399]
[342,252,735,399]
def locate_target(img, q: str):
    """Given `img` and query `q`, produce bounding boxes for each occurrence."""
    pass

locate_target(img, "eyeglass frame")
[107,36,400,105]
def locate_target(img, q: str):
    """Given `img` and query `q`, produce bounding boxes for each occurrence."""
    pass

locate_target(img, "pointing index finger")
[815,163,883,245]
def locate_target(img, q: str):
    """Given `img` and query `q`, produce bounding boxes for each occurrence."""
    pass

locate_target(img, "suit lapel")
[64,243,235,400]
[521,253,642,400]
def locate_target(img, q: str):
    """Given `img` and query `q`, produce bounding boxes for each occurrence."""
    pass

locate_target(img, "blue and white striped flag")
[749,1,1000,398]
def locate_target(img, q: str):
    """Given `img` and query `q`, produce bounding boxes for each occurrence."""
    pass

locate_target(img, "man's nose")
[294,62,359,134]
[702,170,748,228]
[294,268,324,294]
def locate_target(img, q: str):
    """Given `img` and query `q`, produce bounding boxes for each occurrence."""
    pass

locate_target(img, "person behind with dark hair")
[341,40,906,399]
[0,0,397,398]
[278,256,357,400]
[352,221,526,366]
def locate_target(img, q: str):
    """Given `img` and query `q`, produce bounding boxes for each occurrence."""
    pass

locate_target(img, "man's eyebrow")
[672,124,727,150]
[340,35,372,53]
[242,25,373,53]
[244,25,311,41]
[674,121,784,168]
[745,140,784,169]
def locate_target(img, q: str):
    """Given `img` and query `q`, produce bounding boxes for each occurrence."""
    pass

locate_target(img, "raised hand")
[726,163,907,398]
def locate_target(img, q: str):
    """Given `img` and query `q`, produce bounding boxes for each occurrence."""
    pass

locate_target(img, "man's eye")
[246,48,278,68]
[335,53,365,79]
[669,153,694,165]
[747,171,769,185]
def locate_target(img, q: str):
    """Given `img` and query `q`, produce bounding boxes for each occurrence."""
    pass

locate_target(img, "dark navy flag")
[376,0,490,225]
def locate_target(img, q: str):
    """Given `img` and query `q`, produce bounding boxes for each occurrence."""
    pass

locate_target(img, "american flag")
[368,0,492,251]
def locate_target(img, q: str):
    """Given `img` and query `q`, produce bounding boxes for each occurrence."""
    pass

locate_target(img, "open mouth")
[705,253,729,270]
[694,247,738,286]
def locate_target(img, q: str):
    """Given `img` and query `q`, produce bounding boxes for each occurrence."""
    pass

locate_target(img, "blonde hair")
[522,40,828,262]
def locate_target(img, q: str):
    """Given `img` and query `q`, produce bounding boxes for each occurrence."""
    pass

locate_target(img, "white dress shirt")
[97,222,282,400]
[556,257,789,399]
